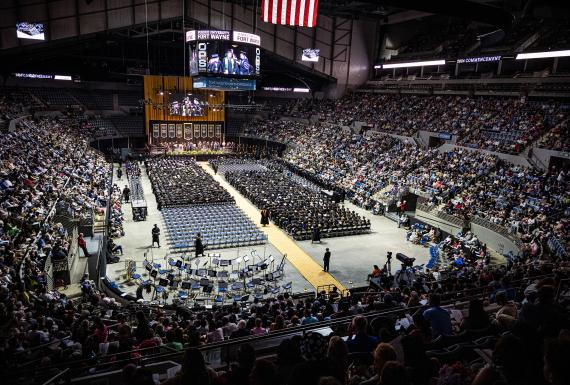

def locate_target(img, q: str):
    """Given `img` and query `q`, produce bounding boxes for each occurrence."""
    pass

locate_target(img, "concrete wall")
[531,147,570,170]
[418,130,457,146]
[470,221,520,256]
[413,209,464,236]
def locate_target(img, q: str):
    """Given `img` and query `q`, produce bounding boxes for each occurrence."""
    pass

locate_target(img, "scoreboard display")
[187,30,261,78]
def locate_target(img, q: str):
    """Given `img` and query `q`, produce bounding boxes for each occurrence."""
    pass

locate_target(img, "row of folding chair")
[292,225,371,240]
[171,236,267,251]
[167,229,262,239]
[166,224,258,232]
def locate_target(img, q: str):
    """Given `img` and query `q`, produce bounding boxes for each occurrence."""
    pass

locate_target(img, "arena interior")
[1,0,570,384]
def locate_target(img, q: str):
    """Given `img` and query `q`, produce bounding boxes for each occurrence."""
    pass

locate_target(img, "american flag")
[262,0,319,28]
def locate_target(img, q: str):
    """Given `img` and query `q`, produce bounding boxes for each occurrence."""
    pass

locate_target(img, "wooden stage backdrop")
[143,75,225,145]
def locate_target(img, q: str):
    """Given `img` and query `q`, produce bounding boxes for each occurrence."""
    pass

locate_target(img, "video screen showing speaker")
[16,22,45,41]
[167,93,206,117]
[187,30,261,78]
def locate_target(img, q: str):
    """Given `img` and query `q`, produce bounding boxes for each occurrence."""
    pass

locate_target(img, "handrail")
[41,368,70,385]
[13,335,71,356]
[7,270,557,381]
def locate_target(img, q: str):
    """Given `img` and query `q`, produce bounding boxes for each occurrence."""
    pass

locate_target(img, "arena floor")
[107,162,430,302]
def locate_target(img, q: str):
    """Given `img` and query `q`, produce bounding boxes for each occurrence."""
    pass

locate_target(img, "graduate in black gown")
[194,233,204,256]
[260,209,270,226]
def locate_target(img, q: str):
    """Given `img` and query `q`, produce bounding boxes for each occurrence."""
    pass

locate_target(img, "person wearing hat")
[237,51,252,76]
[151,224,161,248]
[207,54,222,73]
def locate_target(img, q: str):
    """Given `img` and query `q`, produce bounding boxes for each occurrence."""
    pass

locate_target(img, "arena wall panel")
[50,17,78,40]
[161,0,183,20]
[80,13,106,35]
[49,0,76,19]
[108,8,134,30]
[78,0,105,14]
[20,4,47,21]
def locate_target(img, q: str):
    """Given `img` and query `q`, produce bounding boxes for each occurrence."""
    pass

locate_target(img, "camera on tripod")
[396,253,416,268]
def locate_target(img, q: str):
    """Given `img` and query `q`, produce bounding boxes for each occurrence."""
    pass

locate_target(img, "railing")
[547,235,568,260]
[9,271,559,384]
[435,211,469,228]
[95,167,114,286]
[41,368,70,385]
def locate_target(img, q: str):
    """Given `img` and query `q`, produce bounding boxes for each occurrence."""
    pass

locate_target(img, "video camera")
[396,253,416,268]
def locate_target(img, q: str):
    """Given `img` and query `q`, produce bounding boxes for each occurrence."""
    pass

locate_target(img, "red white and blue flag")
[262,0,319,28]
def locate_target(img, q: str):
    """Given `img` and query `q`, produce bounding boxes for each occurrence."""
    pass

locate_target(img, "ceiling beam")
[380,10,434,25]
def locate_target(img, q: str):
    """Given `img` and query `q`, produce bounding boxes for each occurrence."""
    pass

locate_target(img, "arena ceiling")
[1,0,568,86]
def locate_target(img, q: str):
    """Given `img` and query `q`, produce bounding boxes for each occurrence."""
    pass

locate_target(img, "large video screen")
[167,93,206,117]
[16,22,45,40]
[187,30,261,78]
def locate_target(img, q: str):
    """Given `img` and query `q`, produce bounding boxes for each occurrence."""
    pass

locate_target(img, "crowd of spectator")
[441,162,569,259]
[248,94,568,155]
[538,118,570,152]
[146,157,234,209]
[5,252,568,385]
[1,114,112,267]
[0,107,119,377]
[244,100,569,259]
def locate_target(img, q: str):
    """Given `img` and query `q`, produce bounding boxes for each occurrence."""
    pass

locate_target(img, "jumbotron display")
[187,30,261,77]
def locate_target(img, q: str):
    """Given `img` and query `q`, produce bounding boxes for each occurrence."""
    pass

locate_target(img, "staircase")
[93,209,107,234]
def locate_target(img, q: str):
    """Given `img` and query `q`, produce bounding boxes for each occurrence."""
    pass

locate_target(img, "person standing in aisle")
[151,224,161,248]
[323,248,331,272]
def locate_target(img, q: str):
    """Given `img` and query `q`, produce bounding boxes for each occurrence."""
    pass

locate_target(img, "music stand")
[234,256,243,274]
[203,285,213,294]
